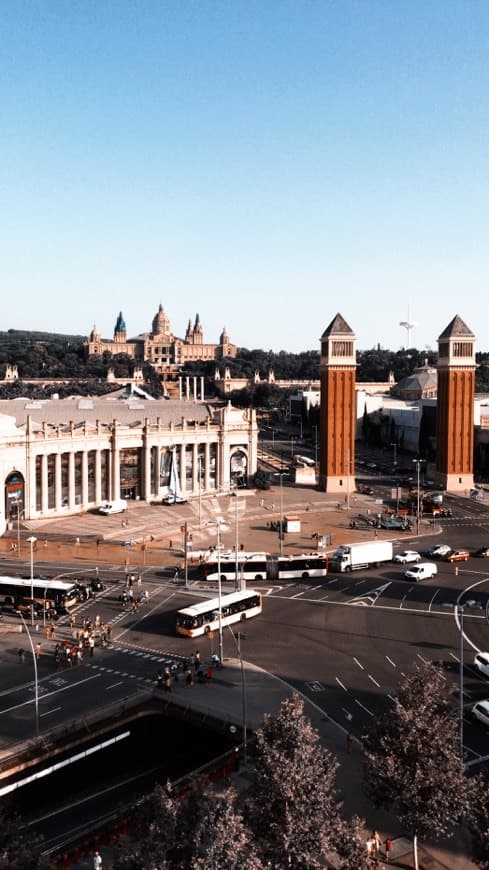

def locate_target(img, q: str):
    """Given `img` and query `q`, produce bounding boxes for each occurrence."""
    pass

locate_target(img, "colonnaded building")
[0,389,258,537]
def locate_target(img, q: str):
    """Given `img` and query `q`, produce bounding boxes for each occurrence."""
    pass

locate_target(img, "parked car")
[393,550,421,564]
[474,652,489,677]
[473,546,489,559]
[472,700,489,727]
[426,544,452,559]
[445,549,470,562]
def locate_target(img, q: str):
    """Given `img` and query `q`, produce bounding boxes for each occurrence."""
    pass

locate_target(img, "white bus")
[176,589,262,638]
[199,552,328,582]
[0,576,78,615]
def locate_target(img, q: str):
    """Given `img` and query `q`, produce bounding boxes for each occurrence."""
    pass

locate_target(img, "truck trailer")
[330,540,393,572]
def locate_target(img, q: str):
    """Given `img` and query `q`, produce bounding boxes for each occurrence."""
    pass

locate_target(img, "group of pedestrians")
[366,831,392,864]
[155,651,218,693]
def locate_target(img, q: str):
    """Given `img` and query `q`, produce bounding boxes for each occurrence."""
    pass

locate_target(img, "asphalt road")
[1,487,489,769]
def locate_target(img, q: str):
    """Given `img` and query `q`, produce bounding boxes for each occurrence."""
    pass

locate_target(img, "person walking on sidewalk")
[93,849,103,869]
[384,837,392,862]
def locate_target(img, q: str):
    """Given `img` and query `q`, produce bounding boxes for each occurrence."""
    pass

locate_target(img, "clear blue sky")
[2,1,488,352]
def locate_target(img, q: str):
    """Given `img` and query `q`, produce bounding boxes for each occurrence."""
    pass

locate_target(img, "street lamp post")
[443,600,466,762]
[227,625,248,762]
[457,604,465,761]
[279,472,284,556]
[412,459,422,536]
[390,442,397,468]
[216,521,225,665]
[18,611,39,738]
[27,536,37,626]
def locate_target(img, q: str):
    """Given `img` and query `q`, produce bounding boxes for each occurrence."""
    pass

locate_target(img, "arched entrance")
[5,471,25,521]
[230,450,248,488]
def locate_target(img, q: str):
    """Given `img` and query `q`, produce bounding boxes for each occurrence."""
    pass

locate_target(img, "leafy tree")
[245,693,369,869]
[470,774,489,868]
[0,807,42,868]
[363,661,474,870]
[182,787,262,870]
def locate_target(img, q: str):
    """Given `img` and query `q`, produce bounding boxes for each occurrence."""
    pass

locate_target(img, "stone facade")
[0,394,257,536]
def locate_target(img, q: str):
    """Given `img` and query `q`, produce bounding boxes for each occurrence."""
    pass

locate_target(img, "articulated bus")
[0,576,79,615]
[200,552,328,583]
[176,589,263,637]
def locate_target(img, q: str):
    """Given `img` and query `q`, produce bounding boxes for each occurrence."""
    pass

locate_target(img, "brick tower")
[435,315,476,493]
[319,313,356,494]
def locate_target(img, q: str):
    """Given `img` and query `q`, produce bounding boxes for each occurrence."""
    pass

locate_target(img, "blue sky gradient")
[2,1,488,351]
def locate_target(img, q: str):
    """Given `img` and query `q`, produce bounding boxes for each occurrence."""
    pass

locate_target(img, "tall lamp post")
[27,536,37,626]
[390,441,397,469]
[456,604,465,761]
[279,472,284,556]
[412,459,422,536]
[207,519,228,665]
[18,610,39,737]
[443,600,466,762]
[227,625,248,762]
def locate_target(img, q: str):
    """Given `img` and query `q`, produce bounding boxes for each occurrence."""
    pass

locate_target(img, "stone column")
[68,452,75,509]
[179,444,186,494]
[55,453,62,511]
[204,442,210,491]
[200,376,205,401]
[111,421,120,500]
[81,450,89,509]
[41,454,49,515]
[192,443,198,494]
[144,443,152,502]
[95,449,102,504]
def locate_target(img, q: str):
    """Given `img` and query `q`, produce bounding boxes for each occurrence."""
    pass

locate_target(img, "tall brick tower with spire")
[435,314,476,493]
[319,313,356,494]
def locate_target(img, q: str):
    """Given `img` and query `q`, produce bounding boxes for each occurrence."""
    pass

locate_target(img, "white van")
[98,499,128,515]
[404,562,437,582]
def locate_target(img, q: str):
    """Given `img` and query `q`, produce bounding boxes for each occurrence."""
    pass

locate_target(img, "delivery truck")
[330,540,393,572]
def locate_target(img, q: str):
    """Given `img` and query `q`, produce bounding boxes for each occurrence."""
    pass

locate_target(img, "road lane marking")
[417,653,429,664]
[353,657,364,670]
[387,694,396,702]
[291,591,305,599]
[368,674,381,687]
[428,589,440,611]
[386,656,396,668]
[336,677,348,692]
[107,681,124,690]
[449,652,460,663]
[354,698,374,716]
[0,673,101,715]
[347,582,392,607]
[40,707,62,717]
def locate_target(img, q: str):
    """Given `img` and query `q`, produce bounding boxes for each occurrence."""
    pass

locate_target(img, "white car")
[393,550,421,564]
[474,652,489,677]
[426,544,452,559]
[472,700,489,727]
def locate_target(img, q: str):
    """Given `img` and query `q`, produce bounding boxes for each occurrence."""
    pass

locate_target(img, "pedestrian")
[144,589,149,601]
[169,540,173,549]
[107,624,112,643]
[373,831,381,855]
[194,650,201,671]
[77,648,83,665]
[89,635,95,657]
[93,850,103,869]
[346,732,353,753]
[384,837,392,862]
[185,668,193,688]
[164,673,172,692]
[156,670,163,689]
[18,648,25,664]
[35,642,41,660]
[366,836,375,859]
